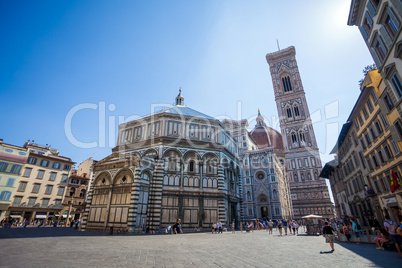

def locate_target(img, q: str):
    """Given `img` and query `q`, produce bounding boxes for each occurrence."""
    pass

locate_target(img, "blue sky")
[0,0,373,167]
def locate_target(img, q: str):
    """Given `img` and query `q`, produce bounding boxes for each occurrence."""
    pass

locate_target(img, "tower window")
[291,133,298,147]
[282,76,293,92]
[299,132,306,145]
[286,107,292,118]
[294,105,300,117]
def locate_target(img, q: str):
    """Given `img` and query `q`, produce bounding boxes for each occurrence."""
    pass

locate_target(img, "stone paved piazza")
[0,227,401,267]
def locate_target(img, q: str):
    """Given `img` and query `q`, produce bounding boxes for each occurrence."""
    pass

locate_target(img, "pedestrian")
[289,220,292,235]
[173,218,182,234]
[283,219,288,235]
[218,221,222,234]
[240,222,243,233]
[322,221,335,252]
[231,221,235,234]
[294,220,299,235]
[278,220,283,236]
[384,215,402,256]
[342,223,351,243]
[351,219,361,244]
[268,219,273,234]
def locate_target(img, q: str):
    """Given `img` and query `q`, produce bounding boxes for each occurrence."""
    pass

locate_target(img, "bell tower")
[266,46,333,218]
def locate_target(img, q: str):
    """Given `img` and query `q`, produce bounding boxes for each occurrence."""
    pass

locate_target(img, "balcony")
[365,188,376,197]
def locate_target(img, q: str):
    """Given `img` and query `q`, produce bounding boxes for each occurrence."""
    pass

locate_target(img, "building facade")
[60,158,94,224]
[7,141,74,223]
[266,46,333,218]
[82,92,242,232]
[348,0,402,224]
[0,139,28,219]
[222,112,293,221]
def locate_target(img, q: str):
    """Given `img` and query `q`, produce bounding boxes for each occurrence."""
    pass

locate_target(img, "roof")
[250,125,283,150]
[319,159,337,178]
[329,122,352,154]
[347,0,362,26]
[155,105,216,121]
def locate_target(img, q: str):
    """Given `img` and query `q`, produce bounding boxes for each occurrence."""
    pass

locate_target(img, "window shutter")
[366,11,373,27]
[378,35,388,54]
[370,48,382,66]
[360,26,369,40]
[388,6,400,29]
[382,148,389,162]
[367,0,376,17]
[380,25,393,47]
[389,124,402,142]
[378,97,389,113]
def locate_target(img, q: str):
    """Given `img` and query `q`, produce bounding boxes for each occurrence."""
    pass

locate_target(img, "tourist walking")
[288,220,292,235]
[384,215,402,256]
[278,220,283,236]
[268,219,273,234]
[173,219,182,234]
[240,221,243,233]
[351,219,361,244]
[218,221,222,234]
[231,221,235,234]
[322,221,335,252]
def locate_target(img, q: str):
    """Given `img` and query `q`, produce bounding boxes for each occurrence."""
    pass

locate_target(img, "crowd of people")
[239,219,302,236]
[1,217,82,229]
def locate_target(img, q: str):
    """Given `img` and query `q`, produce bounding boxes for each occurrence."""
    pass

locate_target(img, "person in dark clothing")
[323,221,335,252]
[173,219,182,234]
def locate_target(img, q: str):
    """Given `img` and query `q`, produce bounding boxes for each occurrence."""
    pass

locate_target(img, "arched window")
[291,133,298,147]
[299,131,306,145]
[169,158,176,171]
[314,171,319,180]
[69,187,76,197]
[189,161,195,172]
[141,172,150,181]
[286,107,292,118]
[282,76,293,92]
[301,172,305,181]
[294,172,298,181]
[80,189,86,198]
[294,105,300,117]
[307,172,312,180]
[0,191,11,201]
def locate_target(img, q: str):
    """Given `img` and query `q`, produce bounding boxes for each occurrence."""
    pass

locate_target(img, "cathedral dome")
[250,126,283,150]
[250,110,283,150]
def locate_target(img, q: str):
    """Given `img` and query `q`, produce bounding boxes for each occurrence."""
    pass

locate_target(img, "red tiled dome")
[250,126,284,150]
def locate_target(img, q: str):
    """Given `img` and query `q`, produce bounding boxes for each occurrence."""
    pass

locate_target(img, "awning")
[302,214,323,218]
[35,215,47,219]
[10,215,21,218]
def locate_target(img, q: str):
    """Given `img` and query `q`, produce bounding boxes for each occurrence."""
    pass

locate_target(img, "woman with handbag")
[323,221,336,252]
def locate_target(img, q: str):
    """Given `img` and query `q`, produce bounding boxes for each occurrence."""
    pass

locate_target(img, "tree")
[358,64,377,87]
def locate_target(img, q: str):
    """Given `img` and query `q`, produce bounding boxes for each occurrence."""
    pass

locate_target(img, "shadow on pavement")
[335,241,402,267]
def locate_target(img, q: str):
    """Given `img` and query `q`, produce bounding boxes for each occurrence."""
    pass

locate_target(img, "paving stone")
[0,227,401,267]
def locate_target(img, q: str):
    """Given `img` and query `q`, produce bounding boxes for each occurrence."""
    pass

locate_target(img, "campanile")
[266,46,333,218]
